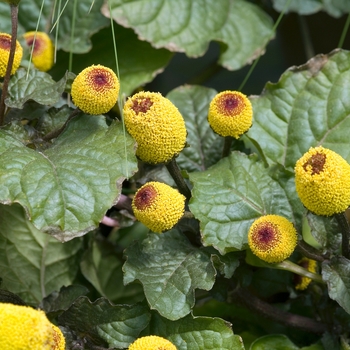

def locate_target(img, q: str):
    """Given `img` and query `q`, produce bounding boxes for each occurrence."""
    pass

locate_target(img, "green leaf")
[167,85,224,172]
[58,297,151,348]
[107,0,274,70]
[322,257,350,315]
[123,230,216,320]
[0,115,137,241]
[210,251,241,279]
[189,152,294,254]
[6,68,71,108]
[150,312,245,350]
[250,334,299,350]
[0,203,83,304]
[247,49,350,170]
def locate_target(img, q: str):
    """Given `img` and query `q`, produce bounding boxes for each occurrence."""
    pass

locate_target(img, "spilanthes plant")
[132,181,185,233]
[295,146,350,216]
[294,257,318,291]
[0,32,22,77]
[208,90,253,139]
[23,31,54,72]
[123,91,187,164]
[128,335,177,350]
[0,303,65,350]
[71,64,120,115]
[248,215,298,263]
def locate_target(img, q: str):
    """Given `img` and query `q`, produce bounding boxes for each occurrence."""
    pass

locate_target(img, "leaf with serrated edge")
[247,49,350,170]
[150,312,245,350]
[322,257,350,315]
[0,203,83,304]
[123,230,216,320]
[167,85,223,172]
[0,115,137,241]
[189,152,294,254]
[58,297,150,348]
[106,0,273,70]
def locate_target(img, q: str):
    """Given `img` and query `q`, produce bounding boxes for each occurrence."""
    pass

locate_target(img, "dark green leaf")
[107,0,273,70]
[189,152,294,254]
[0,203,83,304]
[123,230,216,320]
[210,251,241,279]
[250,334,299,350]
[0,289,26,305]
[58,297,151,348]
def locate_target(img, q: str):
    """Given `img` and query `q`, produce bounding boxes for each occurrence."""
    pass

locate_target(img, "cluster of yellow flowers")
[0,32,22,77]
[0,303,65,350]
[128,335,177,350]
[294,257,318,291]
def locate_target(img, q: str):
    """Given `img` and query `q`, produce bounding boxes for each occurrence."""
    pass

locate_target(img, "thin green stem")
[298,15,314,60]
[335,213,350,259]
[338,13,350,48]
[0,4,18,126]
[68,0,78,73]
[222,136,233,158]
[297,239,327,262]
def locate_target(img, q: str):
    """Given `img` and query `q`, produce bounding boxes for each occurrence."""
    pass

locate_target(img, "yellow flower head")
[0,32,23,77]
[0,303,65,350]
[208,90,253,138]
[128,335,177,350]
[294,257,318,291]
[123,91,187,164]
[248,215,297,263]
[71,64,120,115]
[295,146,350,216]
[132,181,185,233]
[23,31,54,72]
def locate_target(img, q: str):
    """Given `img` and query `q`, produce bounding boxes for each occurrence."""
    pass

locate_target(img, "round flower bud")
[123,91,187,164]
[295,146,350,216]
[128,335,177,350]
[248,215,297,263]
[23,31,54,72]
[208,90,253,138]
[71,64,120,115]
[294,257,318,291]
[0,32,23,77]
[132,181,185,233]
[0,303,65,349]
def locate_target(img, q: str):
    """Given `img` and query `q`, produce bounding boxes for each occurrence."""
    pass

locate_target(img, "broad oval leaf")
[189,152,294,254]
[123,230,216,320]
[247,49,350,171]
[250,334,299,350]
[0,203,83,304]
[0,114,137,241]
[106,0,274,70]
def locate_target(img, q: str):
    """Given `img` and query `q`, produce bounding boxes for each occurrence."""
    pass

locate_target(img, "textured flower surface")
[23,31,54,72]
[248,215,297,263]
[128,335,177,350]
[0,32,23,77]
[123,91,187,164]
[294,257,318,291]
[295,146,350,216]
[132,181,185,233]
[71,64,120,115]
[208,90,253,138]
[0,303,64,349]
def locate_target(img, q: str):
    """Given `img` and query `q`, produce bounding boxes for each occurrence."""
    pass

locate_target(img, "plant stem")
[0,4,18,126]
[165,157,192,200]
[231,287,327,334]
[297,239,327,262]
[42,108,81,141]
[335,213,350,259]
[222,136,233,158]
[338,13,350,48]
[298,15,314,60]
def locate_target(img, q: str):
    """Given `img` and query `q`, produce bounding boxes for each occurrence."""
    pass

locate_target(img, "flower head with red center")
[295,146,350,216]
[0,32,23,77]
[128,335,177,350]
[248,215,297,263]
[208,90,253,138]
[294,257,318,291]
[23,31,54,72]
[132,181,185,233]
[123,91,187,164]
[71,64,120,115]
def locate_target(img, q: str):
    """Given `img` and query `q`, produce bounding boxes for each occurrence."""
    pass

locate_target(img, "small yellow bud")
[71,64,120,115]
[0,32,23,77]
[294,257,318,291]
[128,335,177,350]
[248,215,297,263]
[132,181,185,233]
[208,90,253,138]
